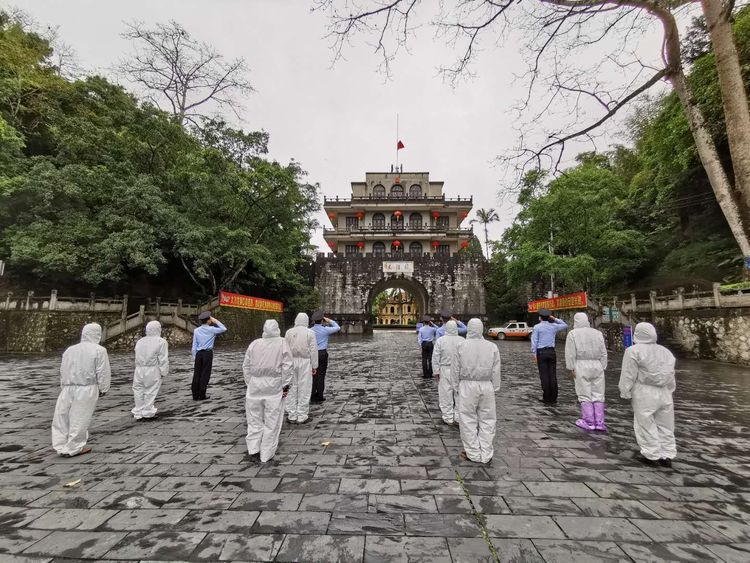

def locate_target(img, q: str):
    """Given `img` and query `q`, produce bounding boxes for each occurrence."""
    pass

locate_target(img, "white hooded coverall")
[51,323,111,456]
[432,320,464,424]
[455,319,501,464]
[284,313,319,423]
[132,320,169,419]
[618,323,677,461]
[565,312,607,403]
[243,319,294,462]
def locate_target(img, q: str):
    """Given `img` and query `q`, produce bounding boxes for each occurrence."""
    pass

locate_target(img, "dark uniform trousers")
[192,349,213,400]
[421,341,434,378]
[312,349,329,401]
[536,347,558,403]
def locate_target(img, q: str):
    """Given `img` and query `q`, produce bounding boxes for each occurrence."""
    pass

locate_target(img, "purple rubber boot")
[593,402,607,432]
[575,402,595,431]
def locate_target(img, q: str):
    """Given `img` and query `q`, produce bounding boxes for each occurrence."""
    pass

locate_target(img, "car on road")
[488,321,533,340]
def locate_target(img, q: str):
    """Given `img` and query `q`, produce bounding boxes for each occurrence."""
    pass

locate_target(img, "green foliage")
[0,14,320,304]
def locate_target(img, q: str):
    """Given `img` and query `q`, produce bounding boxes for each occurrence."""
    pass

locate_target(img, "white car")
[488,321,533,340]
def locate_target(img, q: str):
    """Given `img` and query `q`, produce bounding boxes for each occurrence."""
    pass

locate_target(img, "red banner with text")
[528,291,587,313]
[219,291,284,313]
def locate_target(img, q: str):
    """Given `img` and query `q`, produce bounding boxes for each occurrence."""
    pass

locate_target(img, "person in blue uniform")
[310,310,340,403]
[531,308,568,404]
[191,311,227,401]
[418,315,437,378]
[436,310,467,339]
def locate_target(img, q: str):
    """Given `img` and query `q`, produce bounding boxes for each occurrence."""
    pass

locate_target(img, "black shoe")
[658,458,673,468]
[319,397,326,402]
[247,452,260,463]
[636,454,658,467]
[198,396,211,401]
[310,397,321,404]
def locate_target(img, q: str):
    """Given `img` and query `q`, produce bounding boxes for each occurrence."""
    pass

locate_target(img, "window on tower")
[409,184,422,197]
[373,213,385,229]
[391,184,404,197]
[373,184,386,198]
[390,214,404,229]
[373,242,386,256]
[409,212,423,229]
[409,241,422,257]
[436,216,449,229]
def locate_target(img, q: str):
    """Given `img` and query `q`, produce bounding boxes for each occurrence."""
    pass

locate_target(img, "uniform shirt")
[436,320,467,339]
[312,320,340,350]
[192,320,227,357]
[531,319,568,355]
[418,324,437,345]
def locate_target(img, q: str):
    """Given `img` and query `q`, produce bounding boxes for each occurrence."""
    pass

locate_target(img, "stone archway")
[364,276,430,330]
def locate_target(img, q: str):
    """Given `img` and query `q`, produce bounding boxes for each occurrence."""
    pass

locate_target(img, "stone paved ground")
[1,330,750,562]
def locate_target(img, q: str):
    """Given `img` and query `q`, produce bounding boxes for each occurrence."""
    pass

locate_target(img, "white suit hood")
[573,313,590,329]
[444,320,458,336]
[145,320,162,337]
[294,313,309,327]
[466,319,484,339]
[634,322,658,344]
[284,314,319,368]
[263,319,281,338]
[432,321,465,368]
[81,323,102,344]
[619,323,676,396]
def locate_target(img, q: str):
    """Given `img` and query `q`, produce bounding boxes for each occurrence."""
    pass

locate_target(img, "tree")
[119,21,253,126]
[470,208,500,258]
[315,0,750,263]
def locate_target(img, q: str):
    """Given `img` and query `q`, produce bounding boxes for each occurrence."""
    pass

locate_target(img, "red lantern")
[328,241,337,249]
[393,210,402,218]
[356,211,365,220]
[431,241,441,248]
[356,241,365,249]
[328,212,337,220]
[460,211,469,219]
[431,211,440,219]
[461,241,470,249]
[392,240,402,248]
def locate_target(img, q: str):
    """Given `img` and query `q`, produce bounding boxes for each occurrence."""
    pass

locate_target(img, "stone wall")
[105,324,194,352]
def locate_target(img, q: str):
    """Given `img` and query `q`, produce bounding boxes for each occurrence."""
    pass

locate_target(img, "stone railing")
[596,283,750,315]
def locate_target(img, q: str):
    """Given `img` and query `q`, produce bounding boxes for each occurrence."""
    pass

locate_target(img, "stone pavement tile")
[299,494,369,512]
[448,537,543,563]
[213,477,280,492]
[503,456,565,469]
[404,514,482,537]
[523,481,597,498]
[705,520,750,542]
[433,495,473,513]
[540,468,611,482]
[103,531,206,560]
[314,465,372,478]
[618,542,724,562]
[229,492,303,511]
[491,538,545,563]
[393,456,452,467]
[150,476,222,492]
[26,508,117,530]
[275,534,364,563]
[712,502,750,520]
[255,464,316,478]
[22,531,125,559]
[190,532,284,561]
[471,465,549,482]
[93,491,175,509]
[76,462,156,478]
[426,466,483,480]
[0,555,51,563]
[705,543,750,562]
[553,516,650,541]
[143,463,211,477]
[584,482,666,500]
[181,444,233,455]
[294,454,347,466]
[276,477,340,493]
[660,472,738,487]
[401,479,469,496]
[1,476,69,490]
[601,470,674,485]
[28,490,110,509]
[190,454,248,465]
[134,453,197,464]
[531,539,630,562]
[328,513,405,535]
[483,515,565,539]
[346,455,399,466]
[648,486,733,502]
[340,478,399,494]
[0,529,51,554]
[175,509,259,532]
[102,508,189,531]
[251,510,331,534]
[0,507,51,528]
[364,535,450,562]
[88,476,164,491]
[473,496,512,515]
[198,464,261,478]
[0,490,48,506]
[369,494,438,513]
[370,465,429,479]
[461,480,530,497]
[160,491,240,510]
[640,500,738,520]
[504,496,581,516]
[571,498,661,518]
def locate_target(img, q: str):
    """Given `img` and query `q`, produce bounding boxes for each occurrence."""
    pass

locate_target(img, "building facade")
[376,290,417,325]
[323,171,473,256]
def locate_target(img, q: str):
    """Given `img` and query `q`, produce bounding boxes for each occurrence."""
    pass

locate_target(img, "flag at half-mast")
[397,140,405,150]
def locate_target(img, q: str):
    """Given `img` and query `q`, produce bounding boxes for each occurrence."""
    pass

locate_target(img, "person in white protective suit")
[132,321,169,420]
[243,319,294,462]
[51,323,111,457]
[618,322,677,468]
[565,312,608,432]
[432,320,465,426]
[284,313,318,424]
[455,318,501,464]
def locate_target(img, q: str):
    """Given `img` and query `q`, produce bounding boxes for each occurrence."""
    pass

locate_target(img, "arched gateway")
[315,170,486,333]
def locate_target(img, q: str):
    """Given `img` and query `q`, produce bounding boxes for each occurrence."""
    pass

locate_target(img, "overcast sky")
[15,0,678,252]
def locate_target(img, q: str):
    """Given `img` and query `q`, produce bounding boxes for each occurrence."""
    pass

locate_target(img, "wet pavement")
[0,329,749,562]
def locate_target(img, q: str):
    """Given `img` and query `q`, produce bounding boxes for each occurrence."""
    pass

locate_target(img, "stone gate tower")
[314,170,486,333]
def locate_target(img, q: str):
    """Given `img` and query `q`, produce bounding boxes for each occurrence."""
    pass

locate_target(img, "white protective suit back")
[60,323,111,391]
[455,319,501,389]
[432,321,464,368]
[135,321,169,376]
[565,312,607,370]
[621,323,676,389]
[243,319,294,397]
[284,313,319,368]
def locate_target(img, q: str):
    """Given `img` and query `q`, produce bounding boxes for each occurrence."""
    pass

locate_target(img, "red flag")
[397,140,405,150]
